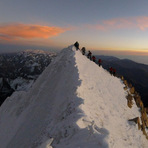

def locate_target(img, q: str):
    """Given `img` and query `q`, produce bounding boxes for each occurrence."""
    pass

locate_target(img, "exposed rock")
[141,108,148,128]
[128,83,133,88]
[124,86,127,90]
[126,93,133,108]
[134,94,142,108]
[141,123,148,139]
[129,117,141,130]
[123,80,128,86]
[130,87,135,94]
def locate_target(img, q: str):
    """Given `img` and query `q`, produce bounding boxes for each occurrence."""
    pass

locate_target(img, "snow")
[0,45,147,148]
[21,49,56,57]
[22,49,48,55]
[10,77,34,91]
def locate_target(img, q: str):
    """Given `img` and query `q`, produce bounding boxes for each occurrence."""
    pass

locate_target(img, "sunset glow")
[0,0,148,64]
[95,16,148,31]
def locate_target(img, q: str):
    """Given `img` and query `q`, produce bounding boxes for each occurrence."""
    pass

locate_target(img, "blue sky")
[0,0,148,62]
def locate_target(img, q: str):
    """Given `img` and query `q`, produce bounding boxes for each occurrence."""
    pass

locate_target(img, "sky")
[0,0,148,64]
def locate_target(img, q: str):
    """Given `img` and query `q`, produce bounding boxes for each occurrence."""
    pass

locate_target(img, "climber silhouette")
[87,51,92,60]
[74,41,79,50]
[98,59,102,67]
[81,47,86,55]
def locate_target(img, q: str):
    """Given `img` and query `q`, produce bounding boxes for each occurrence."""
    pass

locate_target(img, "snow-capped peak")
[22,49,49,54]
[0,45,147,148]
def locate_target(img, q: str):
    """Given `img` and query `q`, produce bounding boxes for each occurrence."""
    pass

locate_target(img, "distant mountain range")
[0,50,56,105]
[95,55,148,107]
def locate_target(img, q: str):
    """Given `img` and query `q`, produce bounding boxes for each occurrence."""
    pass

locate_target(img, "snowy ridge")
[0,45,147,148]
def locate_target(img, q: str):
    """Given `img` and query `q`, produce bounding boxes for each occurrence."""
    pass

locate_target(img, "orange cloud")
[0,23,68,40]
[92,16,148,31]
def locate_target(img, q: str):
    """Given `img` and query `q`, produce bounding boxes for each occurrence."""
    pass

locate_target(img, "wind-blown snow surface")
[0,46,147,148]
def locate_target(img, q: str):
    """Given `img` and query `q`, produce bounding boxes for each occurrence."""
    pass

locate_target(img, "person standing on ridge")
[87,51,92,60]
[74,41,79,50]
[92,56,96,62]
[109,67,113,75]
[98,59,102,67]
[113,68,116,76]
[81,47,86,55]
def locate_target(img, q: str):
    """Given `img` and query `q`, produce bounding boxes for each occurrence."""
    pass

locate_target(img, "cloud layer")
[91,16,148,31]
[0,23,67,40]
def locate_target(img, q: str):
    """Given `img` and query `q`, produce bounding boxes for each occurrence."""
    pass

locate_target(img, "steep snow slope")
[0,45,147,148]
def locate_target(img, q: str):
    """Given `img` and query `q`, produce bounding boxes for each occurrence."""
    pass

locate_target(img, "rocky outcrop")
[121,76,148,139]
[0,78,14,106]
[129,117,141,130]
[126,93,133,108]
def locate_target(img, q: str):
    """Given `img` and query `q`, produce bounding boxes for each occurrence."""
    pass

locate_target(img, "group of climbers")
[74,41,116,75]
[87,51,102,67]
[74,41,102,67]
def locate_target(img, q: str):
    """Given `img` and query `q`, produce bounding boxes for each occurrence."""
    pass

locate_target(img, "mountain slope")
[0,46,147,148]
[95,55,148,107]
[0,49,55,106]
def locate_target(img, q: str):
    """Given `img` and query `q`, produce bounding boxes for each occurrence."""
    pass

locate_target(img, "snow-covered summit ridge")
[0,45,147,148]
